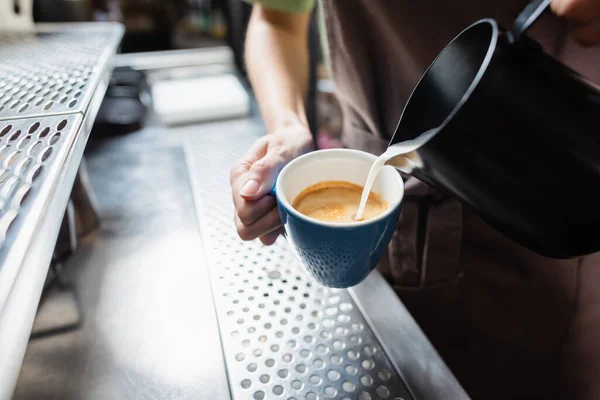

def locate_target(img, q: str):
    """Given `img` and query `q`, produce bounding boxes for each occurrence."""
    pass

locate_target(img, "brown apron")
[320,1,600,399]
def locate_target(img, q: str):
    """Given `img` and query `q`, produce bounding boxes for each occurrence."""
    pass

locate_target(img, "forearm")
[245,6,311,133]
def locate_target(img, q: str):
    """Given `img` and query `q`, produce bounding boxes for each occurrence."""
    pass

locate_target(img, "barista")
[229,0,600,398]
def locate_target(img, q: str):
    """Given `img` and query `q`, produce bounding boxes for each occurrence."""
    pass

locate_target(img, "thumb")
[240,153,283,200]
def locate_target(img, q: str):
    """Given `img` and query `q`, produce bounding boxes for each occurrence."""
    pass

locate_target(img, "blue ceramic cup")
[274,149,404,288]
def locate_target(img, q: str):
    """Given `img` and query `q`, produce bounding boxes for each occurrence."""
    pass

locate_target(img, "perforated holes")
[28,164,42,183]
[316,344,327,355]
[38,127,50,138]
[376,386,390,398]
[9,130,21,141]
[327,370,340,381]
[323,319,335,328]
[282,353,293,362]
[17,136,31,151]
[362,360,375,370]
[265,359,275,367]
[377,369,391,382]
[364,345,376,357]
[358,393,372,400]
[332,340,345,351]
[337,314,350,323]
[344,365,358,376]
[351,322,364,332]
[59,96,68,105]
[253,349,262,357]
[44,101,53,110]
[307,374,322,386]
[236,353,245,361]
[324,387,337,398]
[28,122,39,134]
[348,335,361,345]
[330,354,342,365]
[325,307,337,316]
[57,119,67,130]
[305,392,317,400]
[295,364,307,374]
[360,375,374,387]
[291,380,303,390]
[14,186,31,208]
[248,363,258,372]
[4,151,19,168]
[259,374,270,383]
[299,349,311,358]
[29,141,42,157]
[347,350,359,360]
[241,379,252,389]
[0,169,9,184]
[68,99,77,108]
[342,381,356,392]
[273,385,284,396]
[303,335,314,344]
[254,391,265,399]
[18,104,28,113]
[278,369,288,378]
[335,327,348,336]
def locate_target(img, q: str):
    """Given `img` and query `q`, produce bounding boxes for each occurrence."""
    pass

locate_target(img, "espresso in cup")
[292,181,388,223]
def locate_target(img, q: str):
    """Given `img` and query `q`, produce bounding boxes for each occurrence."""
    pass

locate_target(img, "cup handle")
[266,180,288,239]
[508,0,552,42]
[268,183,277,197]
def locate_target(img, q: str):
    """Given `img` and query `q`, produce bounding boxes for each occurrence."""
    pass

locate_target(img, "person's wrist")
[272,116,314,152]
[272,110,309,132]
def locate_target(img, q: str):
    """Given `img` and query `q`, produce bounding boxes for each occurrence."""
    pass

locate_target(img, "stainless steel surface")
[350,273,470,400]
[0,115,84,400]
[0,22,124,400]
[0,23,123,121]
[185,131,415,400]
[14,120,236,400]
[114,47,234,71]
[0,115,81,311]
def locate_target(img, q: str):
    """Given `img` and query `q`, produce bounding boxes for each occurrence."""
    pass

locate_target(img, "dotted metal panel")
[185,131,413,400]
[0,25,121,120]
[0,115,79,250]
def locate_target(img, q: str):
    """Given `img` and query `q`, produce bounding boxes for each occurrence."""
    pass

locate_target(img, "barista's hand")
[231,124,314,245]
[552,0,600,46]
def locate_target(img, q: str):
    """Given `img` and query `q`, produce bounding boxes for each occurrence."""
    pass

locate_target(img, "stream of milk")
[355,128,438,220]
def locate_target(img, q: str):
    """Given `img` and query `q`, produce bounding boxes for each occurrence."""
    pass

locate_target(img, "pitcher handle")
[508,0,553,42]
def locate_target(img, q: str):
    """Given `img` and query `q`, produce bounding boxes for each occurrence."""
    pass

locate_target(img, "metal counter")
[0,23,124,399]
[184,126,469,400]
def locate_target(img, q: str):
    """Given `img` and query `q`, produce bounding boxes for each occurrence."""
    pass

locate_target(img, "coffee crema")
[292,181,388,223]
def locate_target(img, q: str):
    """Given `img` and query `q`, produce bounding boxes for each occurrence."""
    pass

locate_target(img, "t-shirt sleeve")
[243,0,316,13]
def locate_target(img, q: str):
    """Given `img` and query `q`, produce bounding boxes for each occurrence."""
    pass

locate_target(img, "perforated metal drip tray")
[0,23,123,121]
[186,132,414,400]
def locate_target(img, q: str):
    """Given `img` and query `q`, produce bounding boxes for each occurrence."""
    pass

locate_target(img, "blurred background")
[31,0,342,148]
